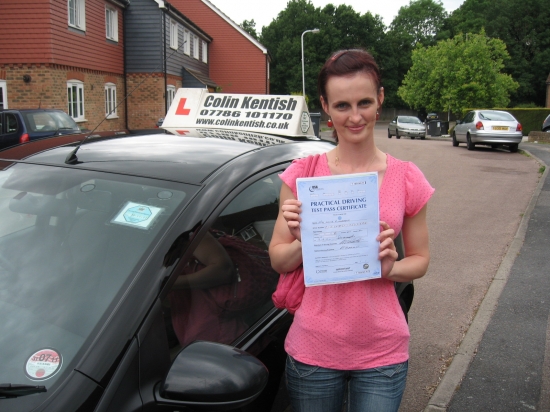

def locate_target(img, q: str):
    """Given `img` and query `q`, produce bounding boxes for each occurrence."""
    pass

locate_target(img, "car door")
[389,117,397,135]
[455,111,474,142]
[101,167,291,412]
[0,112,22,149]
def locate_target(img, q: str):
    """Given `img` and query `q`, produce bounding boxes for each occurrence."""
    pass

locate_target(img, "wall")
[170,0,269,94]
[0,0,124,74]
[126,73,181,130]
[0,64,126,132]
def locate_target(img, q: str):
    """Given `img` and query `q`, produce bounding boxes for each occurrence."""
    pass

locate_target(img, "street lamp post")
[301,28,320,100]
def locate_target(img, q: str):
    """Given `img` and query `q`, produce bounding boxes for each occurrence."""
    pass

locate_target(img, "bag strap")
[303,154,320,178]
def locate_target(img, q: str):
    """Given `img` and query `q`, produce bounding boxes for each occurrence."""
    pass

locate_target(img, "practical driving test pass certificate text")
[297,172,381,287]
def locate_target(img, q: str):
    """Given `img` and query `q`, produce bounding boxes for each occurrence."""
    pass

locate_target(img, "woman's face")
[321,71,384,144]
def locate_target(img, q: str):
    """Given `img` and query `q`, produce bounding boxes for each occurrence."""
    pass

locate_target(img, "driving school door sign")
[162,88,314,137]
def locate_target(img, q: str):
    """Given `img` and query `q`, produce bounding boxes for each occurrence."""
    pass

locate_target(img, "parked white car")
[388,116,426,140]
[452,110,522,152]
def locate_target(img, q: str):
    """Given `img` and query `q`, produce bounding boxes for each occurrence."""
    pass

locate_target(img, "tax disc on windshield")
[25,348,63,381]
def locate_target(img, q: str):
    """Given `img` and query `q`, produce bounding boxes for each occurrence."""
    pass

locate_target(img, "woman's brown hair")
[318,49,382,104]
[318,49,382,141]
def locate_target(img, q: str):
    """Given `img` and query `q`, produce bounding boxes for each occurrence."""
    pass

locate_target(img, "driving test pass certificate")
[296,172,381,287]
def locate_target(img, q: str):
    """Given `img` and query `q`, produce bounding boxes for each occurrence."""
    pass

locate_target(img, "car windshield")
[478,111,515,121]
[399,116,422,124]
[22,111,80,133]
[0,163,192,389]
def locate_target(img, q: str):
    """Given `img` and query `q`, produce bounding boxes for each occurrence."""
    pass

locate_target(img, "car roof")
[0,131,332,185]
[0,108,66,113]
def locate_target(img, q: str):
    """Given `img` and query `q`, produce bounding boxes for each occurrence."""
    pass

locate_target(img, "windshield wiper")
[0,383,47,398]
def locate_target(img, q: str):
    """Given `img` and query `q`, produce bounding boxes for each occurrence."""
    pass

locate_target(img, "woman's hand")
[377,221,398,279]
[281,199,303,241]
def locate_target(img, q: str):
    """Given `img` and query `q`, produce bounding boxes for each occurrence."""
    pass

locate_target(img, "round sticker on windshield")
[25,348,62,381]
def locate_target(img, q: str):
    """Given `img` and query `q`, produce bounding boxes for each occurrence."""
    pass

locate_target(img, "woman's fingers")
[282,200,302,225]
[377,221,397,278]
[377,221,395,245]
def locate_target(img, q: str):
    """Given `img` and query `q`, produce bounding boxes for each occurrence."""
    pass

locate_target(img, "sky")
[209,0,465,30]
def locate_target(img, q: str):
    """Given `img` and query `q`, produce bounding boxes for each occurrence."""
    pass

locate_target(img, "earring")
[327,118,333,128]
[376,111,380,121]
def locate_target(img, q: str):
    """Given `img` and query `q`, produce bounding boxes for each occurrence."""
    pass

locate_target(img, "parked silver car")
[388,116,426,140]
[452,110,522,152]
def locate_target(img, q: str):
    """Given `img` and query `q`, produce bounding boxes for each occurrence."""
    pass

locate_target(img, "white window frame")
[192,35,199,60]
[67,80,85,121]
[170,20,178,50]
[105,83,117,119]
[202,41,208,63]
[68,0,86,31]
[183,30,190,55]
[0,80,7,110]
[105,6,118,42]
[167,85,176,109]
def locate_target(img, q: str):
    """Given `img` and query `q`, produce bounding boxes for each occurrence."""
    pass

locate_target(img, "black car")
[0,96,414,410]
[543,114,550,132]
[0,109,81,149]
[0,126,336,411]
[425,112,439,121]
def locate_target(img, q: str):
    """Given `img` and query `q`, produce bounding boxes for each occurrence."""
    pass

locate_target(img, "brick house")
[0,0,129,132]
[124,0,218,130]
[170,0,271,95]
[0,0,271,132]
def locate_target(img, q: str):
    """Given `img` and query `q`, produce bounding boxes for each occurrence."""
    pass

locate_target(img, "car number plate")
[492,126,509,130]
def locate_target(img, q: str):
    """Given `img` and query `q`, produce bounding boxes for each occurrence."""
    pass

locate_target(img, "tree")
[382,0,447,107]
[441,0,550,106]
[398,31,519,116]
[240,19,258,40]
[259,0,385,109]
[389,0,447,47]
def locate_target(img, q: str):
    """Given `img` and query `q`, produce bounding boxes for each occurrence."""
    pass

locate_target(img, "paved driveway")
[371,128,541,412]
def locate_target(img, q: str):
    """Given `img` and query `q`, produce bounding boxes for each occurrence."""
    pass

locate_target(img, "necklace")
[334,147,378,171]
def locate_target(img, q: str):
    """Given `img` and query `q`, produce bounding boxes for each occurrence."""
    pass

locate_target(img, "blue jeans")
[286,355,408,412]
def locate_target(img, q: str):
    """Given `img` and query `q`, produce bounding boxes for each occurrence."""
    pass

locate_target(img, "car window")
[463,112,475,123]
[400,116,422,124]
[22,111,79,133]
[6,113,18,133]
[164,172,281,355]
[0,163,192,388]
[479,111,515,121]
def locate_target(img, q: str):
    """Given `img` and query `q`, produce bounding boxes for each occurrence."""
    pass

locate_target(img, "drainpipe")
[123,6,130,132]
[158,1,168,114]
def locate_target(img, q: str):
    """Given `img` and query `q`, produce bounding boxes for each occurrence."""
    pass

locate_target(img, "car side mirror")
[155,341,268,410]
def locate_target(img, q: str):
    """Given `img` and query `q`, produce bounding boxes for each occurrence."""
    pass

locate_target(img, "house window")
[68,0,86,31]
[167,85,176,109]
[183,30,190,55]
[105,83,117,118]
[202,41,207,63]
[193,35,199,60]
[170,20,178,49]
[0,80,7,110]
[105,7,118,41]
[67,80,85,121]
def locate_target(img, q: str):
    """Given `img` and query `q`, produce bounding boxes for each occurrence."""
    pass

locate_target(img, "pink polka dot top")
[279,152,434,370]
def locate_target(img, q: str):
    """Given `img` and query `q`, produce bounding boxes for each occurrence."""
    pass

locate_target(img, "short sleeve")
[405,162,435,217]
[279,157,308,198]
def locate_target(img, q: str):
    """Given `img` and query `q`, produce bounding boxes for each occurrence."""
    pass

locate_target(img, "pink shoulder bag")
[272,154,320,314]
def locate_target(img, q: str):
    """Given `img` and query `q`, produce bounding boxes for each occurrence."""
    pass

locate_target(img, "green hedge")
[460,108,550,135]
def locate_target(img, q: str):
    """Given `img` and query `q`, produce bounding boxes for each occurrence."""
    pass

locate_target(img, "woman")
[269,49,434,412]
